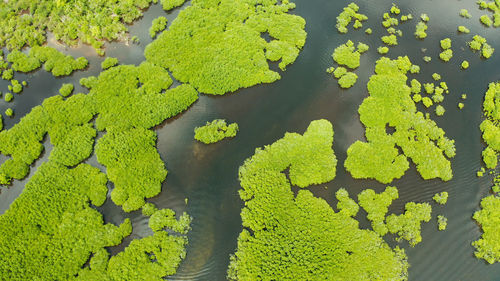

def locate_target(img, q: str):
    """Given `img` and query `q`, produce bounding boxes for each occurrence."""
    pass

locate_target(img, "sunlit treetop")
[145,0,307,95]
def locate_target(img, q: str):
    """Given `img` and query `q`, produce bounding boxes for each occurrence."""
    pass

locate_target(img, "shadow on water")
[1,0,500,280]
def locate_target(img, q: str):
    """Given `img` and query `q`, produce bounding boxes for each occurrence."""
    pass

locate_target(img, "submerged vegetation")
[345,56,455,184]
[194,119,239,144]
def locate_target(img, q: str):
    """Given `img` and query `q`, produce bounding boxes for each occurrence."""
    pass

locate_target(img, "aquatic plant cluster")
[477,0,500,27]
[0,0,308,279]
[473,82,500,264]
[344,56,456,184]
[0,0,185,54]
[194,119,239,144]
[328,40,368,88]
[228,120,412,280]
[468,34,495,59]
[335,3,367,33]
[145,0,307,95]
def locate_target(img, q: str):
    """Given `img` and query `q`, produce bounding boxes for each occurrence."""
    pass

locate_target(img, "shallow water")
[1,0,500,280]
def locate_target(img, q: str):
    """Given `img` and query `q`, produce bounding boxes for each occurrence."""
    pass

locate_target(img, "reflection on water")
[1,0,500,280]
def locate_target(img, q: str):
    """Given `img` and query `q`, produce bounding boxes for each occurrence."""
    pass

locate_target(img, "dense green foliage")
[332,40,362,69]
[439,49,453,62]
[194,119,238,144]
[8,46,88,76]
[0,0,173,54]
[4,92,13,102]
[228,120,410,280]
[469,35,495,59]
[460,9,472,18]
[59,83,74,97]
[0,162,132,279]
[473,195,500,263]
[386,202,432,246]
[477,0,500,28]
[330,40,367,88]
[345,57,455,184]
[149,16,168,38]
[5,108,13,117]
[440,38,452,50]
[437,215,447,231]
[335,3,368,33]
[462,60,470,69]
[415,20,428,39]
[473,81,500,264]
[145,0,307,95]
[338,72,358,88]
[101,57,119,70]
[433,192,449,205]
[458,25,471,33]
[358,186,399,236]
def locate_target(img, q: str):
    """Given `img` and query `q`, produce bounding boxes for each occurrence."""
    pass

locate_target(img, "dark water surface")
[1,0,500,280]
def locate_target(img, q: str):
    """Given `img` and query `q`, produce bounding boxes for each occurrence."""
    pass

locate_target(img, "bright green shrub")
[229,120,409,280]
[345,57,455,183]
[59,83,74,97]
[145,0,306,95]
[194,119,238,144]
[101,57,119,70]
[149,16,168,38]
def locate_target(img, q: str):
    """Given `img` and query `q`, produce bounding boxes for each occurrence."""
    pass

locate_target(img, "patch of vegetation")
[437,215,447,231]
[145,0,307,95]
[469,35,495,59]
[386,202,432,246]
[332,40,363,69]
[59,83,74,97]
[4,92,13,102]
[335,3,368,33]
[330,40,367,88]
[458,25,471,33]
[194,119,239,144]
[378,46,389,55]
[101,57,119,70]
[460,9,472,18]
[439,49,453,62]
[433,192,449,204]
[473,81,500,264]
[228,120,411,280]
[150,16,168,38]
[345,57,455,184]
[477,1,500,27]
[338,72,358,88]
[0,0,178,54]
[358,186,399,236]
[8,46,88,76]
